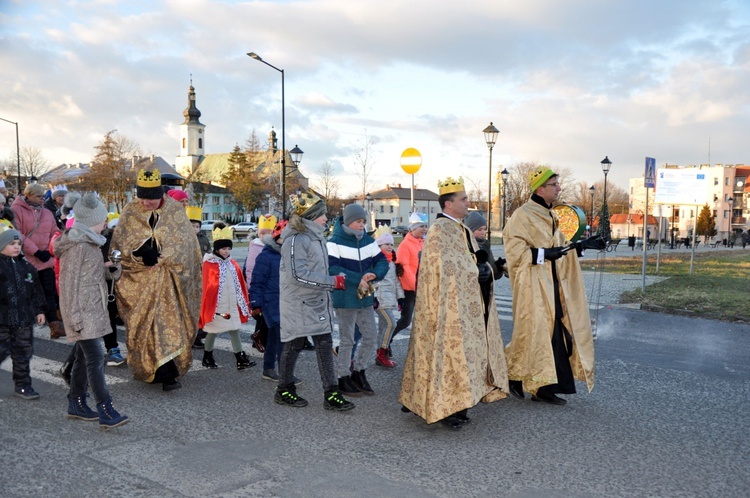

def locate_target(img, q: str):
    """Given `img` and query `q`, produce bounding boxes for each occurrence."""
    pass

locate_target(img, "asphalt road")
[1,247,748,497]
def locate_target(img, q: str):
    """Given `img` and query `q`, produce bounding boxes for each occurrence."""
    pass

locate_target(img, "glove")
[494,256,506,269]
[477,262,492,284]
[334,275,346,290]
[543,246,566,261]
[579,234,607,251]
[133,244,160,266]
[251,307,262,319]
[34,250,52,262]
[373,297,380,310]
[494,257,507,280]
[397,298,404,312]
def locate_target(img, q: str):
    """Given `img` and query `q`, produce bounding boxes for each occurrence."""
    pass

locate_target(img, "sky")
[1,0,749,198]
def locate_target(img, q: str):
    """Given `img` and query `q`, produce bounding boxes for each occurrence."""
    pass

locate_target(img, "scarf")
[214,256,250,318]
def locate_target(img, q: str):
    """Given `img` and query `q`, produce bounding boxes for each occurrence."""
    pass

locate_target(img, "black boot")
[350,369,374,395]
[202,350,218,369]
[234,351,257,370]
[338,375,363,397]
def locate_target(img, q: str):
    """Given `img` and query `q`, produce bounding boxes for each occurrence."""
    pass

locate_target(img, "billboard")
[654,168,708,205]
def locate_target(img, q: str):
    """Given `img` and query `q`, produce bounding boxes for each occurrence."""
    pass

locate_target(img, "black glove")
[477,262,492,284]
[579,234,607,251]
[133,244,160,266]
[494,256,506,269]
[373,297,380,310]
[543,246,566,261]
[34,250,52,262]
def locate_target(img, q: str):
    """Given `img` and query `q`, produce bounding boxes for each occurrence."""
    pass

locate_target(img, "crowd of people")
[0,166,607,431]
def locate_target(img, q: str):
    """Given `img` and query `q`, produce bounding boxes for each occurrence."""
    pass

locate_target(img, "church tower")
[175,81,206,177]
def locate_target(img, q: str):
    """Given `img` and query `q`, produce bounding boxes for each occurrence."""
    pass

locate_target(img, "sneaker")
[106,347,126,367]
[262,369,279,381]
[293,376,303,386]
[274,387,308,408]
[324,390,355,411]
[14,385,40,400]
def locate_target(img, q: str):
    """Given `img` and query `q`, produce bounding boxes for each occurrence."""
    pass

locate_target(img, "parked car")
[230,221,258,240]
[200,220,221,237]
[390,225,409,236]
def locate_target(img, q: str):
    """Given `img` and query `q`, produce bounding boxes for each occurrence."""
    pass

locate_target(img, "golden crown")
[258,214,277,230]
[185,206,203,221]
[291,192,322,216]
[136,169,161,188]
[212,226,233,242]
[438,176,465,195]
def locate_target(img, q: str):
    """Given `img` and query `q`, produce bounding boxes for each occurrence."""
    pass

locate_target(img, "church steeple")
[183,79,203,125]
[176,77,206,178]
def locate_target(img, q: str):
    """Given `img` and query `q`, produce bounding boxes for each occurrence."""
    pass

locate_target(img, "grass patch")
[599,250,750,323]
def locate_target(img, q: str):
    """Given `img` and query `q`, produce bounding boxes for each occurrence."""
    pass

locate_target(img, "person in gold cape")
[399,177,508,430]
[503,166,600,405]
[111,170,202,391]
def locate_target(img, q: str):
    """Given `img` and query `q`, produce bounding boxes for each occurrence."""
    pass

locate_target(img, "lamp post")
[266,193,271,213]
[589,185,595,233]
[366,192,373,227]
[247,52,288,218]
[0,117,21,194]
[728,197,735,242]
[600,156,612,240]
[483,122,499,241]
[500,167,510,230]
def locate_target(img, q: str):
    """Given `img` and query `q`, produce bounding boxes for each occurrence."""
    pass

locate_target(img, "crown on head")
[373,225,392,239]
[185,206,202,221]
[291,192,322,216]
[212,226,234,242]
[258,214,277,230]
[438,176,465,195]
[137,169,161,188]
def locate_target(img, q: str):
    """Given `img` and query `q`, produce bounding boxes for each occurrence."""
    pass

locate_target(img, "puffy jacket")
[374,255,404,309]
[395,231,423,291]
[244,237,265,285]
[11,195,57,271]
[279,215,338,342]
[0,254,45,327]
[327,216,388,309]
[249,238,281,328]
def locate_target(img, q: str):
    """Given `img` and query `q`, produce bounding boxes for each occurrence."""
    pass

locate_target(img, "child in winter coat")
[0,226,46,400]
[372,227,404,368]
[198,223,256,370]
[54,192,129,429]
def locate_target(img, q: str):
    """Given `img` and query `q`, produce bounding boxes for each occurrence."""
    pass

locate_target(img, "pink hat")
[65,214,76,229]
[167,189,189,202]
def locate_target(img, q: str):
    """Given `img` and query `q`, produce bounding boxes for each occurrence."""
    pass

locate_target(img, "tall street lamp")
[483,122,499,241]
[600,156,612,240]
[365,192,373,227]
[247,52,288,218]
[0,117,21,194]
[500,168,510,230]
[728,197,735,240]
[589,185,596,232]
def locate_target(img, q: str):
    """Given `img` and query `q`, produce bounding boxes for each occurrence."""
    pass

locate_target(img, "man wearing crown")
[111,169,202,391]
[399,176,508,430]
[502,166,596,405]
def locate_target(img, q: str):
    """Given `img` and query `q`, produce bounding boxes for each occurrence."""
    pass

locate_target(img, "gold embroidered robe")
[399,216,508,424]
[111,196,202,382]
[503,200,595,395]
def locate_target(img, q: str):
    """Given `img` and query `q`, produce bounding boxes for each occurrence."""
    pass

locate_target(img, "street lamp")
[600,156,612,240]
[483,122,499,241]
[247,52,288,218]
[0,117,21,194]
[29,175,38,184]
[728,197,735,240]
[289,145,304,168]
[500,167,510,230]
[365,192,373,227]
[589,185,595,232]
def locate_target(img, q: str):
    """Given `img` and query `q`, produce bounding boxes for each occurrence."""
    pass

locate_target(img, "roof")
[610,213,659,225]
[367,185,439,201]
[40,155,183,185]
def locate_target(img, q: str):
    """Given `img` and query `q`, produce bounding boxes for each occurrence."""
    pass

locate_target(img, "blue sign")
[644,157,656,188]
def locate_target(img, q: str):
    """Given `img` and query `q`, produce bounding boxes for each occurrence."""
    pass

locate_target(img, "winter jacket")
[374,253,404,309]
[43,198,64,230]
[11,195,57,271]
[279,215,338,342]
[199,253,250,331]
[249,237,281,328]
[326,216,388,309]
[244,237,265,285]
[0,254,45,327]
[395,231,424,291]
[54,227,120,342]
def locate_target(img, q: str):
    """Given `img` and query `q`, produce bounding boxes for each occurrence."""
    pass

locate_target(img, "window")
[199,138,203,149]
[714,177,719,186]
[713,210,717,217]
[389,206,394,213]
[212,196,219,205]
[725,177,730,186]
[182,138,186,148]
[379,205,384,213]
[723,210,729,219]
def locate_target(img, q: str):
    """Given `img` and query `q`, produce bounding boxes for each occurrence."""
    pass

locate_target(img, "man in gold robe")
[503,166,599,405]
[111,170,202,391]
[399,177,508,430]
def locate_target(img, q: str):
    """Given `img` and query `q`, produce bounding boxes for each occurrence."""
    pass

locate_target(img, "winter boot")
[350,369,375,395]
[274,385,308,407]
[375,348,396,368]
[97,398,129,430]
[338,375,363,397]
[202,350,218,369]
[67,395,98,421]
[235,351,257,370]
[324,390,355,411]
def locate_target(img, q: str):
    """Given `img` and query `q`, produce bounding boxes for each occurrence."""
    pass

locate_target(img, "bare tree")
[79,130,142,212]
[463,176,486,212]
[20,146,50,178]
[503,162,575,219]
[311,161,341,215]
[353,129,376,206]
